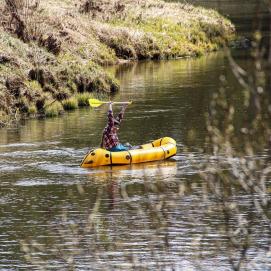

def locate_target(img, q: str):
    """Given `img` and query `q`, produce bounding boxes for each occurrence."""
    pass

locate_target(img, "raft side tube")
[151,137,176,147]
[111,150,132,165]
[80,149,93,167]
[81,148,112,168]
[129,147,165,164]
[161,137,176,146]
[161,144,177,159]
[140,143,153,150]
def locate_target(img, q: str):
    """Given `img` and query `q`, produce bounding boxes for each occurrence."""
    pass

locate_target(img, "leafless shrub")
[38,34,61,55]
[79,0,103,16]
[2,0,41,41]
[28,68,57,87]
[0,53,18,66]
[0,85,20,126]
[199,5,271,270]
[79,0,129,21]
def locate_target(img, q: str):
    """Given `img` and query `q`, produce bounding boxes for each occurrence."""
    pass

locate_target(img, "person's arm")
[100,134,105,148]
[115,104,128,124]
[100,102,114,148]
[107,102,114,127]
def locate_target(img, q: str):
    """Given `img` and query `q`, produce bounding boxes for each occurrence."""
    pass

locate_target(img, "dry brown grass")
[0,0,235,124]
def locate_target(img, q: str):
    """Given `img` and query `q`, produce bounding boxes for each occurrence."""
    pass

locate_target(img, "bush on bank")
[0,0,235,126]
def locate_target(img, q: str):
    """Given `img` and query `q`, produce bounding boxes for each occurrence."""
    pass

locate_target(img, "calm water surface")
[0,1,270,270]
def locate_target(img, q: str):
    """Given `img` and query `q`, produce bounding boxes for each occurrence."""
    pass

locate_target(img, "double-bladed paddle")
[89,98,132,108]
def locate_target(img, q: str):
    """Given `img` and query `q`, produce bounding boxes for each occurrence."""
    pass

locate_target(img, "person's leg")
[131,145,142,150]
[109,144,128,152]
[123,142,132,149]
[123,143,142,150]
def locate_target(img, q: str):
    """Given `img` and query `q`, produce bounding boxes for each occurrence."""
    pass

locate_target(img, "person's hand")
[122,103,128,110]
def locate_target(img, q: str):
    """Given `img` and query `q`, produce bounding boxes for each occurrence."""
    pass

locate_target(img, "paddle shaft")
[91,101,131,105]
[107,102,131,105]
[89,98,132,108]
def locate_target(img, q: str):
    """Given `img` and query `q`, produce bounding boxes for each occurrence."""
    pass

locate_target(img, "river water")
[0,1,270,271]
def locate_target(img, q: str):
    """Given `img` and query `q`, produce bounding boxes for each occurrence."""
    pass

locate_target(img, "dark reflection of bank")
[87,160,178,210]
[108,53,228,150]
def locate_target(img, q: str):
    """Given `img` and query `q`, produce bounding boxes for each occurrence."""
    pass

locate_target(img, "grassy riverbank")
[0,0,234,126]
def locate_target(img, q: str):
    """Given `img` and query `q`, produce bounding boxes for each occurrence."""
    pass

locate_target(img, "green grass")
[44,101,64,117]
[106,16,233,59]
[28,105,38,115]
[76,93,93,106]
[62,97,79,110]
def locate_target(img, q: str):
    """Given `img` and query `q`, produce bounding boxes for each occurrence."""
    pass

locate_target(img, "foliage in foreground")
[199,25,271,271]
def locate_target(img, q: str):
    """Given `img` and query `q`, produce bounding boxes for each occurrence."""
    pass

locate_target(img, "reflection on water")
[0,49,270,269]
[87,160,178,181]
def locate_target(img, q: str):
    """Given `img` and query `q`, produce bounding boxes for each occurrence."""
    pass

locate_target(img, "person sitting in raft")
[100,102,130,152]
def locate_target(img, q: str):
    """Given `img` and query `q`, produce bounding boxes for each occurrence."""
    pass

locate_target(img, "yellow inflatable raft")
[80,137,177,168]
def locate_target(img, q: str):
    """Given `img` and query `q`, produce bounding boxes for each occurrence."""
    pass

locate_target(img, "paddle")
[89,98,132,108]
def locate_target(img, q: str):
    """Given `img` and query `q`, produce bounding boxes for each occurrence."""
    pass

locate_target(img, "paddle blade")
[88,98,107,108]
